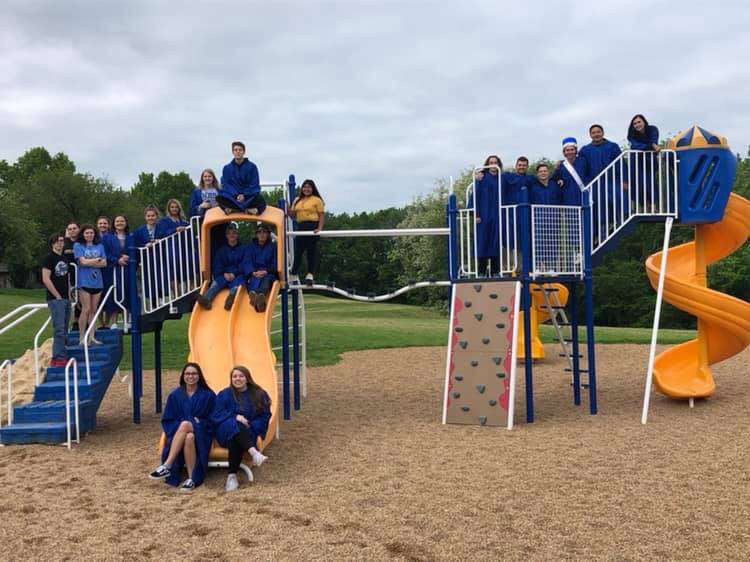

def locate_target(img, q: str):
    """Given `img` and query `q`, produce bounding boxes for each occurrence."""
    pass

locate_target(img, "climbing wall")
[442,281,520,427]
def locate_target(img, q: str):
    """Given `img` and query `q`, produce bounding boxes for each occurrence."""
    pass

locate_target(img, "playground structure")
[1,125,749,445]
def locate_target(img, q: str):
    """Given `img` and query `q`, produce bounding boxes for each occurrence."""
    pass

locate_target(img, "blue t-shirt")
[73,242,106,289]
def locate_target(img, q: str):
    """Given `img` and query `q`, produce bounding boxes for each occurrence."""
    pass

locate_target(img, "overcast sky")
[2,1,749,212]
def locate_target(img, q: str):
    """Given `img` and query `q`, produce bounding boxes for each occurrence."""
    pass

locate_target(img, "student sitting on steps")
[197,222,244,311]
[242,223,278,313]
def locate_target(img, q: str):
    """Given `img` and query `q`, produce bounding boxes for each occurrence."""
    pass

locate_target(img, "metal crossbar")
[530,205,583,278]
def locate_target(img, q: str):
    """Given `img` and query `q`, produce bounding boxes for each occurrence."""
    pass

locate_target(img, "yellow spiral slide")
[645,193,750,398]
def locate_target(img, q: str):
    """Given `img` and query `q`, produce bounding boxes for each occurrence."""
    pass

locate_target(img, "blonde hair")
[199,168,220,189]
[165,199,186,221]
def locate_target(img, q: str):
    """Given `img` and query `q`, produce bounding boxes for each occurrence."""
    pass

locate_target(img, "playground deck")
[1,344,747,560]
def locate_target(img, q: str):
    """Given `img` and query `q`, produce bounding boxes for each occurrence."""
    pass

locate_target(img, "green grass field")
[0,289,696,370]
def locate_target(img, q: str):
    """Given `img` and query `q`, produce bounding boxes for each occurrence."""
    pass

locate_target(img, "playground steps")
[0,328,123,445]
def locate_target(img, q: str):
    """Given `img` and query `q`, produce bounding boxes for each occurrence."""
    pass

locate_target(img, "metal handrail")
[64,357,80,449]
[33,315,52,385]
[82,285,114,384]
[0,359,12,427]
[0,304,47,336]
[113,261,129,331]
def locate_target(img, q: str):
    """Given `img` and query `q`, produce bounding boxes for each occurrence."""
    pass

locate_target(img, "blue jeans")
[47,299,71,359]
[203,277,243,303]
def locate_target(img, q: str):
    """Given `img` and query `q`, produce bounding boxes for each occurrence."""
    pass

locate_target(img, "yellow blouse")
[291,195,324,222]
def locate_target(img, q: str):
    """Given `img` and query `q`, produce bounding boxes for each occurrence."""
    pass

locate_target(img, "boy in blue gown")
[551,137,588,207]
[528,163,562,205]
[218,141,266,215]
[197,222,245,310]
[242,223,278,313]
[468,155,501,275]
[500,156,532,205]
[150,363,215,492]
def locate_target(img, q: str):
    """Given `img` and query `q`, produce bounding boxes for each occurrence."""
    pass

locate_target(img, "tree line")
[1,146,748,329]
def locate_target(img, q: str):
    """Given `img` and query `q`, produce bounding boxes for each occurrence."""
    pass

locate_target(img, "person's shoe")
[197,294,212,310]
[110,322,119,330]
[223,207,233,215]
[149,465,170,480]
[247,291,257,306]
[254,292,266,313]
[249,447,268,467]
[179,479,196,493]
[88,338,104,346]
[288,274,299,284]
[225,474,239,492]
[224,290,237,311]
[245,207,259,215]
[304,273,314,286]
[50,356,68,368]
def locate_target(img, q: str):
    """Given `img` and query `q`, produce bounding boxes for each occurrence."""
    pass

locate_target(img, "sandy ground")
[0,344,749,561]
[1,339,52,424]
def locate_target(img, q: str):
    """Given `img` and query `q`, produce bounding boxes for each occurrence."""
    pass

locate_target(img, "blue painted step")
[13,400,97,432]
[34,377,104,401]
[0,422,81,445]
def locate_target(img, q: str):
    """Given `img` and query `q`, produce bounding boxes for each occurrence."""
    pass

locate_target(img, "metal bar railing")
[64,357,80,449]
[0,359,12,427]
[82,285,114,384]
[0,304,47,336]
[113,262,129,331]
[33,315,53,386]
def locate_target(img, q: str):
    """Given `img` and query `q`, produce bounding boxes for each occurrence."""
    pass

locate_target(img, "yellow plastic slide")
[517,283,569,360]
[645,193,750,398]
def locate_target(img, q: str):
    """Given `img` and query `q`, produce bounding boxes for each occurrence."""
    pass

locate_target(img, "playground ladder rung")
[533,287,560,293]
[564,368,589,373]
[560,353,583,358]
[540,305,566,310]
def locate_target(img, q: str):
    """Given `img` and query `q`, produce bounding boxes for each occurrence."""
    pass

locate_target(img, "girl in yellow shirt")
[288,179,325,284]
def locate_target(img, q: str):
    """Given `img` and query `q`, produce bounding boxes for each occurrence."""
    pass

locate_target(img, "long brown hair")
[230,365,269,412]
[179,362,210,390]
[199,168,220,189]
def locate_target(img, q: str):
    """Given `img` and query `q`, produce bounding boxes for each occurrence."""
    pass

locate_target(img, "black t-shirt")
[42,252,70,301]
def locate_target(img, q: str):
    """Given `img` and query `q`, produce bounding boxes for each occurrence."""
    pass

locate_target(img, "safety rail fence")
[112,262,129,331]
[0,359,12,426]
[64,357,81,449]
[138,216,202,314]
[458,205,519,278]
[588,149,678,253]
[82,285,114,384]
[271,294,307,398]
[530,205,584,278]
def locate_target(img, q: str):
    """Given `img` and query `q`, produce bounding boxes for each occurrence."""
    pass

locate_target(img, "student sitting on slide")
[149,362,216,493]
[218,141,266,216]
[197,222,244,311]
[242,223,277,313]
[211,366,272,492]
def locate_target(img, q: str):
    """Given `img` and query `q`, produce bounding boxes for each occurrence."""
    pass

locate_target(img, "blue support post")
[154,327,162,413]
[281,287,291,420]
[518,199,534,423]
[570,283,581,406]
[447,194,459,282]
[292,288,300,411]
[127,238,142,424]
[581,193,598,414]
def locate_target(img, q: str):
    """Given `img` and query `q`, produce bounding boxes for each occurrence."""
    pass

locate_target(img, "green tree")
[130,170,195,211]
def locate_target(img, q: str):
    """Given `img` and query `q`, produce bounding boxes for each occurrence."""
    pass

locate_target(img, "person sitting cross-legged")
[197,222,245,310]
[217,141,266,216]
[241,223,278,313]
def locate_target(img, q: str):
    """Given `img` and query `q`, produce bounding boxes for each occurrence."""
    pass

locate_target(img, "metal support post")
[154,326,162,413]
[292,288,300,411]
[519,199,534,422]
[581,191,598,414]
[570,283,581,406]
[281,287,291,420]
[127,238,142,423]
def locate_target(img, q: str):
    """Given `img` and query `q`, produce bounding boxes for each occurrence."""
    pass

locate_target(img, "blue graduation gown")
[628,125,660,206]
[628,125,659,150]
[132,223,169,300]
[468,173,499,258]
[211,387,272,449]
[500,172,531,205]
[220,159,260,211]
[161,386,216,487]
[211,242,246,289]
[100,232,121,313]
[580,140,626,240]
[242,240,278,292]
[528,178,563,205]
[579,140,621,184]
[157,216,191,282]
[189,187,219,218]
[551,158,589,206]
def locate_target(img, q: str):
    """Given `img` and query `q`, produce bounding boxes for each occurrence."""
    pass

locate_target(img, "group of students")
[148,363,272,493]
[471,114,661,273]
[40,141,327,366]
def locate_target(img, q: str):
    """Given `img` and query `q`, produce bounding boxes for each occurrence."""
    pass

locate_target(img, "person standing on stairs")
[73,225,107,346]
[288,178,325,285]
[218,141,266,216]
[196,222,245,310]
[42,233,71,368]
[211,366,271,492]
[149,362,216,493]
[242,223,278,313]
[63,221,81,330]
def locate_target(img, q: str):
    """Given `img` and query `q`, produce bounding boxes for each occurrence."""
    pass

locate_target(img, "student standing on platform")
[63,221,81,328]
[132,205,166,306]
[159,199,190,292]
[579,125,623,241]
[158,199,188,236]
[149,362,216,493]
[96,217,120,328]
[501,156,532,205]
[190,169,221,218]
[627,114,661,210]
[197,223,244,311]
[528,163,562,205]
[242,223,278,313]
[288,179,325,284]
[41,233,71,367]
[73,225,107,346]
[109,215,130,327]
[218,142,266,216]
[470,155,502,276]
[552,137,589,207]
[211,366,271,492]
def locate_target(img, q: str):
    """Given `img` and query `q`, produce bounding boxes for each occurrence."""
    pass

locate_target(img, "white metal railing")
[588,149,678,253]
[138,216,202,314]
[0,304,48,336]
[113,261,129,331]
[530,205,583,278]
[82,285,114,384]
[0,359,12,427]
[64,357,80,449]
[458,205,519,278]
[33,315,52,385]
[272,294,308,397]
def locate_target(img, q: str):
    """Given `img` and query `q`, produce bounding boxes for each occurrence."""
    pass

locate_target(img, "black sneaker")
[179,479,196,493]
[255,292,267,313]
[197,294,213,310]
[149,465,170,480]
[248,291,257,306]
[224,290,237,311]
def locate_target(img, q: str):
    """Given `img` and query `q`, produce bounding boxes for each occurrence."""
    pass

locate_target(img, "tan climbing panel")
[442,281,520,427]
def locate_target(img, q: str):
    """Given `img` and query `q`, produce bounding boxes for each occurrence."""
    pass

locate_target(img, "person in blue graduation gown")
[196,222,245,310]
[158,199,191,291]
[211,366,272,492]
[217,141,266,215]
[149,362,216,492]
[132,205,169,305]
[528,163,562,205]
[468,155,502,275]
[627,114,661,210]
[241,223,278,313]
[95,216,122,325]
[579,124,625,243]
[190,169,221,219]
[551,137,589,207]
[500,156,532,205]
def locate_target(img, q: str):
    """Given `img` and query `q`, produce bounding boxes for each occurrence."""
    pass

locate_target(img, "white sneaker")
[304,273,314,285]
[245,207,259,215]
[249,447,268,467]
[288,274,299,283]
[225,473,239,492]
